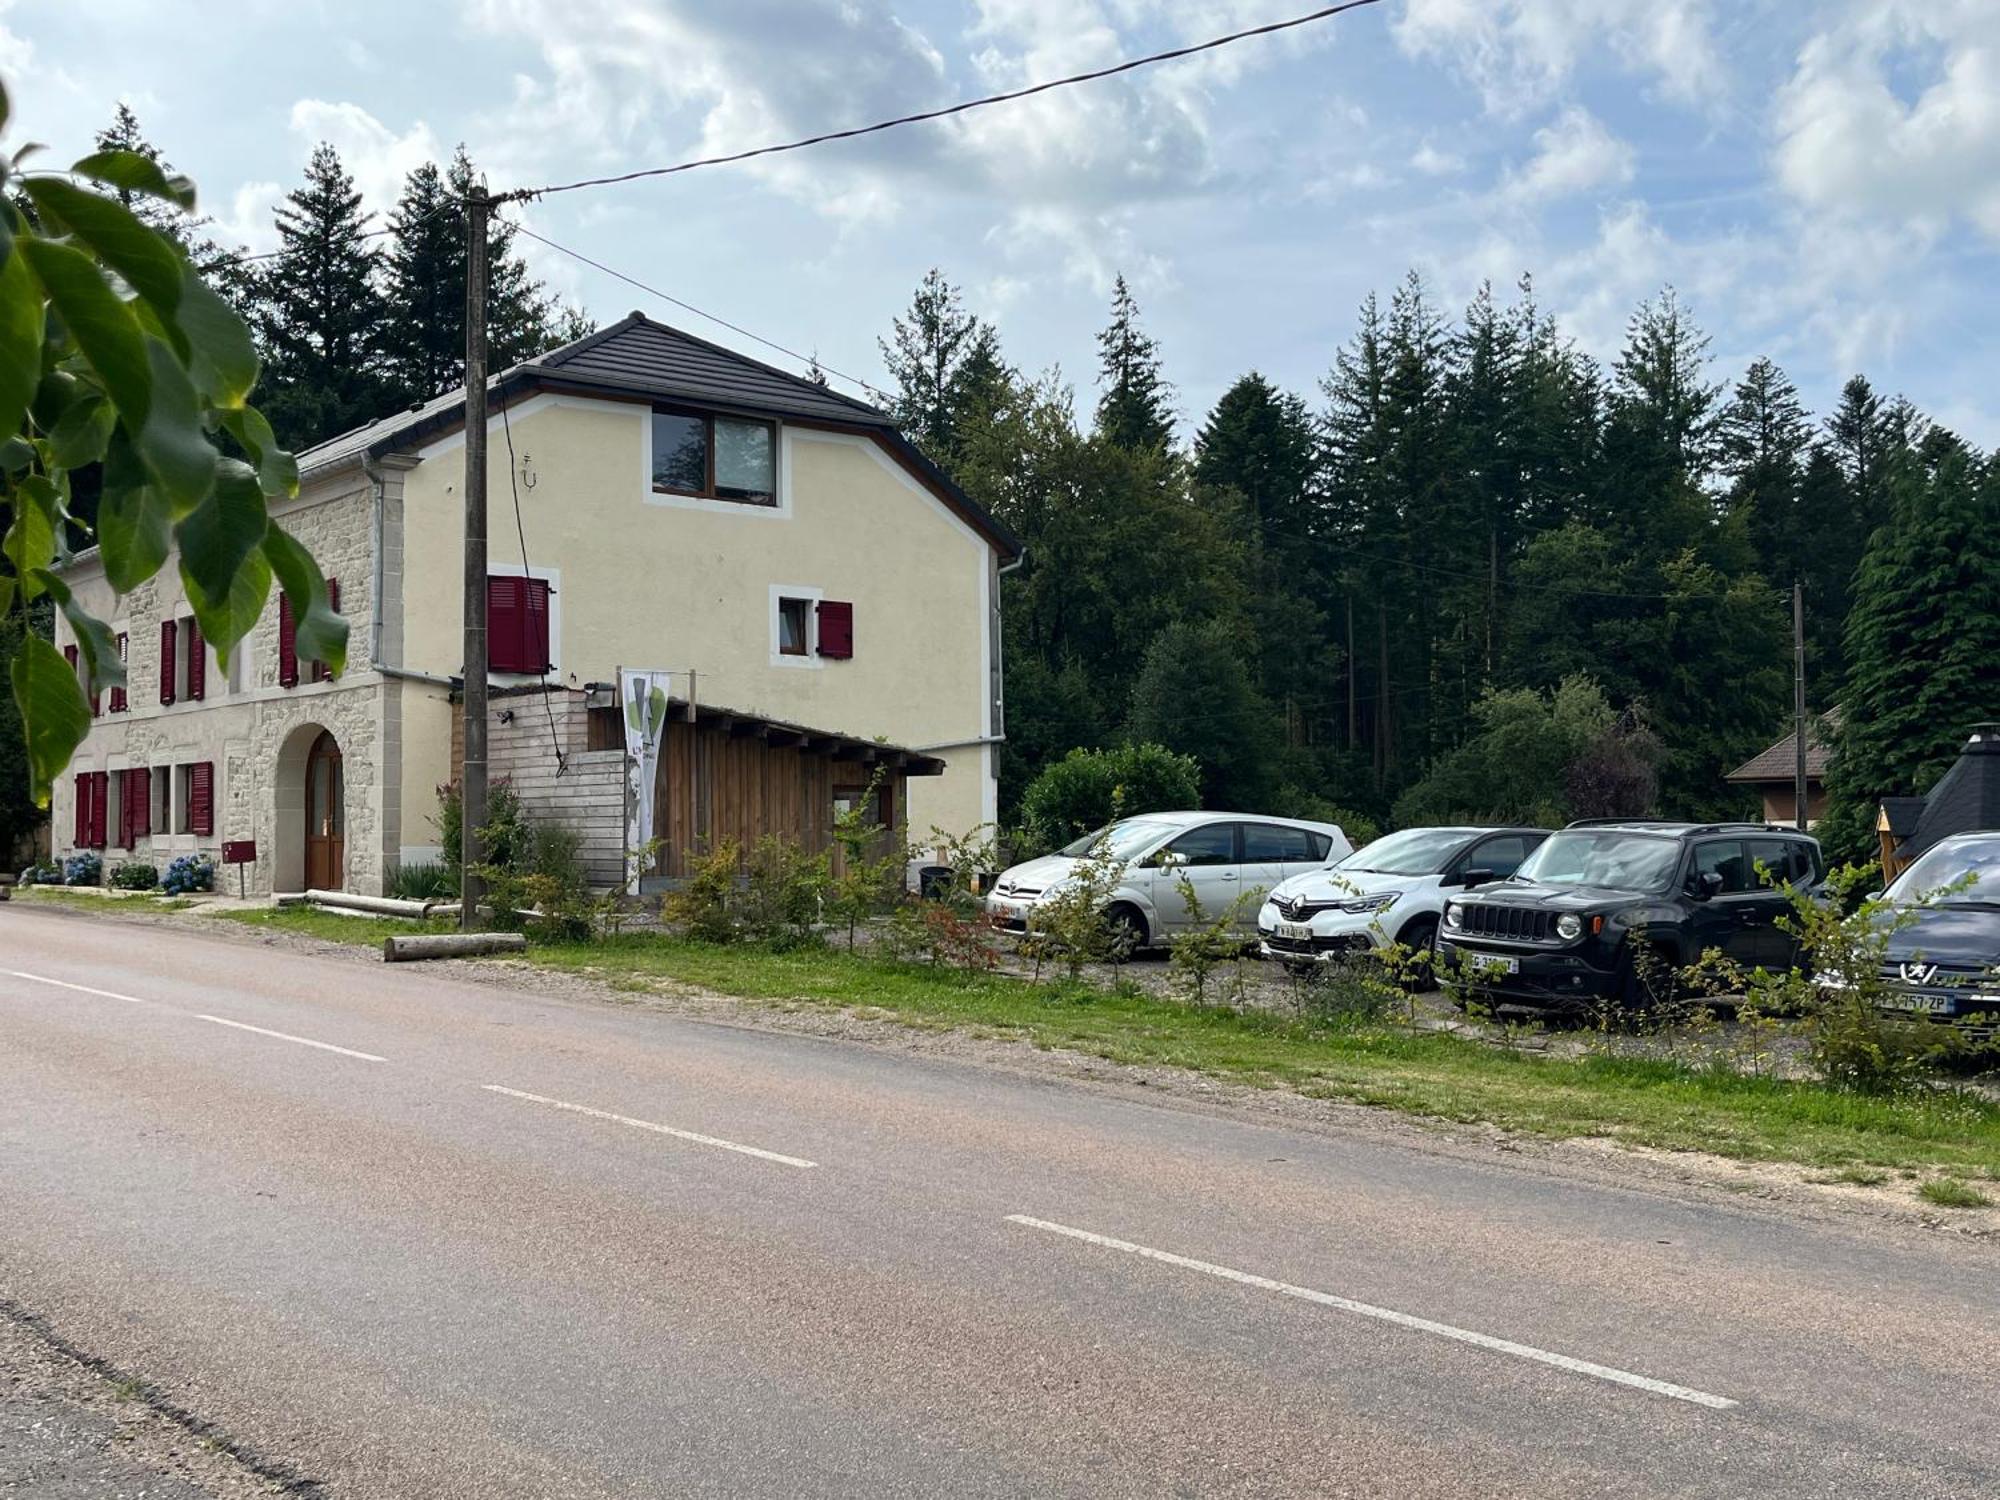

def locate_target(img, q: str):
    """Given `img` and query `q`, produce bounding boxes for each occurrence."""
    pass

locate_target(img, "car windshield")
[1339,828,1474,876]
[1513,830,1680,893]
[1058,820,1176,863]
[1885,836,2000,907]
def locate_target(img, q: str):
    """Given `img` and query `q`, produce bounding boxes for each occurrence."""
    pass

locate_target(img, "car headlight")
[1443,901,1463,930]
[1555,913,1583,941]
[1341,893,1399,914]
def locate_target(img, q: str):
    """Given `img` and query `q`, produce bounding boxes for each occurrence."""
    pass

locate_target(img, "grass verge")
[195,907,2000,1176]
[211,906,454,943]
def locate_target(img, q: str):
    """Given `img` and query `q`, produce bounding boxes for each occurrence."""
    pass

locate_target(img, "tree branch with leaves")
[1,81,345,806]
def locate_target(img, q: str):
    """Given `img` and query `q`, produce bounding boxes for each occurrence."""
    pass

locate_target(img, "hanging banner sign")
[619,667,675,892]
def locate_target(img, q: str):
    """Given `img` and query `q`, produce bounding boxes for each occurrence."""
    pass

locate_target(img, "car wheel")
[1394,915,1439,990]
[1103,902,1147,958]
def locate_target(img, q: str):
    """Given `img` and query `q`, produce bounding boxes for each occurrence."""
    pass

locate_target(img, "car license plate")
[1277,922,1314,941]
[1473,955,1519,977]
[1883,991,1954,1015]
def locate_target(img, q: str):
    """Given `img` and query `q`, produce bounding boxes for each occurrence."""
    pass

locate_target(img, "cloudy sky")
[6,1,1998,445]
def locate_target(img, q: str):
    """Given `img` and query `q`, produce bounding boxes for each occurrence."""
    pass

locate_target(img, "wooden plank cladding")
[457,682,939,888]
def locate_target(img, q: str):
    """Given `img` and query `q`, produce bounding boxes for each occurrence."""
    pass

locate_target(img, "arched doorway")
[304,731,345,891]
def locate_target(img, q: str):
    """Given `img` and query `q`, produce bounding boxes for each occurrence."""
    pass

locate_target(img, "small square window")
[777,597,811,657]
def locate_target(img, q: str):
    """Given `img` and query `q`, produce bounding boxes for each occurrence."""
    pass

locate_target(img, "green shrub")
[663,841,743,944]
[1019,743,1200,853]
[109,861,159,890]
[389,860,457,902]
[62,851,102,886]
[739,835,829,949]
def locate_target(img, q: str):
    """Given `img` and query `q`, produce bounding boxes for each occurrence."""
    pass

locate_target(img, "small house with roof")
[1725,710,1838,828]
[1877,723,2000,879]
[50,314,1022,895]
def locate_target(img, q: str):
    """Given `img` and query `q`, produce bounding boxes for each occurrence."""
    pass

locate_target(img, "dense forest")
[875,267,2000,863]
[6,113,1998,868]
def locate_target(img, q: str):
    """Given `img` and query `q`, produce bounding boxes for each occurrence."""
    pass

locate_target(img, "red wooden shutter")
[186,619,206,701]
[189,762,214,837]
[278,595,299,687]
[524,578,550,672]
[159,619,177,705]
[816,600,854,659]
[64,643,78,671]
[312,579,340,681]
[110,633,128,713]
[118,769,139,849]
[487,576,523,673]
[73,774,88,846]
[86,771,108,849]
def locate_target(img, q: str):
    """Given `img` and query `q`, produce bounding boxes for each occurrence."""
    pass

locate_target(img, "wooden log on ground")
[307,889,433,919]
[382,932,528,963]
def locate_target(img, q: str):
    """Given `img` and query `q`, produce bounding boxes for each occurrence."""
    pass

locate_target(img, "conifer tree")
[877,268,1009,472]
[1094,275,1175,452]
[255,143,393,448]
[91,104,255,308]
[381,149,578,404]
[1821,430,2000,863]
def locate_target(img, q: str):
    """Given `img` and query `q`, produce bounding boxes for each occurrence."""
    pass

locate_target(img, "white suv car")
[987,811,1351,950]
[1257,826,1548,967]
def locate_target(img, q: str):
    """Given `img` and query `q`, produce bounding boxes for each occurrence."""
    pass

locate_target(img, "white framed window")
[152,766,171,835]
[646,415,791,518]
[769,583,822,669]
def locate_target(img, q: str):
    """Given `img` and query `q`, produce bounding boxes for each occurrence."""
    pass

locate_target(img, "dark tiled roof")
[1879,796,1926,840]
[1901,723,2000,861]
[540,314,888,425]
[1726,707,1842,784]
[293,314,1020,557]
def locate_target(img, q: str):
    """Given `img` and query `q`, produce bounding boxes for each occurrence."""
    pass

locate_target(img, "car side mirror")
[1151,850,1188,870]
[1457,867,1497,889]
[1692,871,1724,900]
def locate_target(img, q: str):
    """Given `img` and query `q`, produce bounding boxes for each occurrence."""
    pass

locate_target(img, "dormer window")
[650,408,776,505]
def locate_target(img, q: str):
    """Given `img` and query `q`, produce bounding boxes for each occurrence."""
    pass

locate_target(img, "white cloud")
[1501,106,1634,201]
[1774,0,2000,243]
[1395,0,1725,115]
[287,100,444,221]
[209,179,282,256]
[1410,140,1464,177]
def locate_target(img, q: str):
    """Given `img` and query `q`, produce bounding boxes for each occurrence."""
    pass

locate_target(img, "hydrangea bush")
[161,853,216,895]
[61,851,102,886]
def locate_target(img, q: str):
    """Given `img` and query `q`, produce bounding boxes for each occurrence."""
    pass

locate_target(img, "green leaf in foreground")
[23,176,184,316]
[10,632,90,807]
[175,459,269,640]
[20,235,151,427]
[66,148,198,212]
[263,521,347,674]
[0,234,43,439]
[175,263,258,408]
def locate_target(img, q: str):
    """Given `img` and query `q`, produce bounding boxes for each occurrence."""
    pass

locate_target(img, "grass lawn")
[193,906,2000,1177]
[211,906,455,943]
[18,887,197,913]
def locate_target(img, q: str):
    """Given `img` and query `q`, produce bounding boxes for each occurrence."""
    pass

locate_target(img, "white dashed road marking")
[195,1014,388,1062]
[8,969,153,1005]
[1005,1215,1738,1410]
[482,1085,818,1169]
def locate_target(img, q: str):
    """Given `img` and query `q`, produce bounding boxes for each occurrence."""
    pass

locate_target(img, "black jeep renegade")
[1435,820,1824,1010]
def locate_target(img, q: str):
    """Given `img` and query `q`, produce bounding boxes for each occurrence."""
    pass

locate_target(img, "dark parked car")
[1870,831,2000,1031]
[1436,820,1824,1011]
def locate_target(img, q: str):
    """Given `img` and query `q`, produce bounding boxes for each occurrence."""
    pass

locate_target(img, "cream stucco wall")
[396,393,998,846]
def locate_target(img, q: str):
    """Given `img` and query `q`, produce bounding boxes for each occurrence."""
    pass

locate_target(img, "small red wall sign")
[222,840,257,864]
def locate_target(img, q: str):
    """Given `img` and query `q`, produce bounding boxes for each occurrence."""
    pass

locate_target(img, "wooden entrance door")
[304,731,345,890]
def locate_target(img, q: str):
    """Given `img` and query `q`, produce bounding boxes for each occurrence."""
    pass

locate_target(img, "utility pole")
[460,189,491,928]
[1792,580,1808,830]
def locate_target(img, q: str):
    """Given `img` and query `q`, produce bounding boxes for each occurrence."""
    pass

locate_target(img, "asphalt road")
[3,904,1997,1498]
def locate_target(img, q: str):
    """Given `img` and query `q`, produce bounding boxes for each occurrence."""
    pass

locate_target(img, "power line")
[502,216,888,401]
[497,1,1384,205]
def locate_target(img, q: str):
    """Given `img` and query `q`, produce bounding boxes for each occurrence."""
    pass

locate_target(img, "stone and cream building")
[51,316,1021,895]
